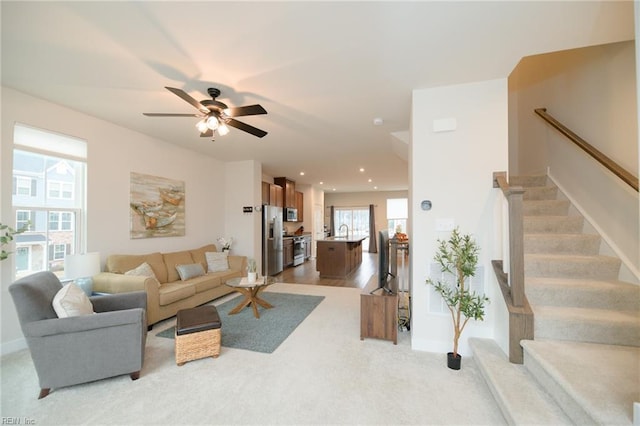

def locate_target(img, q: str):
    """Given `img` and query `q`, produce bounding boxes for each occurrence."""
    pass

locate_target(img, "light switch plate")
[436,218,455,231]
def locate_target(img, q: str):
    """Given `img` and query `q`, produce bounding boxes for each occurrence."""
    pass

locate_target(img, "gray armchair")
[9,271,147,399]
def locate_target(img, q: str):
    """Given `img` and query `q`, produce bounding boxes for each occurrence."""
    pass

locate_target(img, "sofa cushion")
[206,252,229,272]
[176,263,206,281]
[188,274,221,293]
[53,283,95,318]
[190,244,217,273]
[107,252,168,284]
[163,251,195,283]
[124,262,157,280]
[158,282,196,306]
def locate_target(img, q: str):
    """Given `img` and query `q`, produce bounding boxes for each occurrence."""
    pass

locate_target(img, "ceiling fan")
[143,87,268,139]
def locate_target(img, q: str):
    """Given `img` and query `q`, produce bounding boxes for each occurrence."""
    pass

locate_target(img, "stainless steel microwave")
[284,207,298,222]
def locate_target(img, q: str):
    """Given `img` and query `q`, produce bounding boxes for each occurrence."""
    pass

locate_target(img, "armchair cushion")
[52,283,94,318]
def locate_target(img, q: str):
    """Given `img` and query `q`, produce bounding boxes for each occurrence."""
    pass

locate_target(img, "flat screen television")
[373,230,395,294]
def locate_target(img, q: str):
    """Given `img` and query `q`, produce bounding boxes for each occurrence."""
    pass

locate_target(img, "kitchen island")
[316,235,367,278]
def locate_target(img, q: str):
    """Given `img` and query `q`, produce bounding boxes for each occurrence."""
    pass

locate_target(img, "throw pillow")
[52,283,95,318]
[176,263,206,281]
[124,262,158,280]
[206,251,229,272]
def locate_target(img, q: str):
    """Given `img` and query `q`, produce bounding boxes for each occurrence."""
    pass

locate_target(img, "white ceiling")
[1,1,633,192]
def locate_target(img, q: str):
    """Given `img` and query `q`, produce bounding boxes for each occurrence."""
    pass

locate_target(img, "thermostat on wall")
[421,200,432,211]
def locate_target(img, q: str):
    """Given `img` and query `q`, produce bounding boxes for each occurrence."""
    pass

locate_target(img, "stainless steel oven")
[293,236,305,266]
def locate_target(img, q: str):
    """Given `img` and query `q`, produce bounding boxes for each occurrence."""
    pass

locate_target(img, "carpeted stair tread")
[524,253,621,279]
[524,233,600,255]
[522,340,640,425]
[532,305,640,346]
[509,175,548,187]
[523,199,570,216]
[523,185,558,200]
[523,215,584,233]
[469,338,572,425]
[526,277,640,310]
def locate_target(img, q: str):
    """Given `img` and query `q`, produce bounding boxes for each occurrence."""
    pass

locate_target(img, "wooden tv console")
[360,276,398,344]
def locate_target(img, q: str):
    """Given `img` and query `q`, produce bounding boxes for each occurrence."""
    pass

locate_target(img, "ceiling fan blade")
[143,113,200,117]
[225,104,267,117]
[226,118,268,138]
[165,87,209,114]
[200,129,213,137]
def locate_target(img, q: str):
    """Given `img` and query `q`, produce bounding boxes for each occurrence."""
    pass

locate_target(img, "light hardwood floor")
[275,251,409,289]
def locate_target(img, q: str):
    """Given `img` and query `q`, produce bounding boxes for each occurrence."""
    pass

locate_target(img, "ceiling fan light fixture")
[195,119,208,133]
[217,123,230,136]
[206,116,219,130]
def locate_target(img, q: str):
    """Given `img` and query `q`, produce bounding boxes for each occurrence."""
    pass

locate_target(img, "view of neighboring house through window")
[12,124,87,279]
[333,206,370,249]
[387,198,408,235]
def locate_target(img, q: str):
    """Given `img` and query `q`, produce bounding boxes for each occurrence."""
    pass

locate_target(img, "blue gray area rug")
[157,292,325,353]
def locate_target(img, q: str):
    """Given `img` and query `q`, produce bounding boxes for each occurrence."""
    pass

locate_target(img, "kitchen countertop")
[317,235,368,243]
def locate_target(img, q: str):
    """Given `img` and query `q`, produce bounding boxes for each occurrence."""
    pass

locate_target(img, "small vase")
[247,272,257,283]
[447,352,462,370]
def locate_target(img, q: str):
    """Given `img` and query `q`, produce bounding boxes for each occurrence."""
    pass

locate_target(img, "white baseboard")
[1,337,27,356]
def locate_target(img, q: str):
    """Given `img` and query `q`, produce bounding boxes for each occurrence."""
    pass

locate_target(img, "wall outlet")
[436,218,455,232]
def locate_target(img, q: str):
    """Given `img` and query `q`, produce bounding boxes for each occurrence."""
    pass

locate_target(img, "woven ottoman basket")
[175,305,221,366]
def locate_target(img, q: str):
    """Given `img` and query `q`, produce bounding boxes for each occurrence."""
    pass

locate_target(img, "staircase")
[471,175,640,425]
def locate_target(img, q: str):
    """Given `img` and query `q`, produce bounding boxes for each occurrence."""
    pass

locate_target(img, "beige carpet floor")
[0,283,506,425]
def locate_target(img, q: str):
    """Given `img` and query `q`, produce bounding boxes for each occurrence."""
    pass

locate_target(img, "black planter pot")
[447,352,462,370]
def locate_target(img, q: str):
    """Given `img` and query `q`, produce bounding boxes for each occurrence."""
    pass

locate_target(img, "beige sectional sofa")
[93,244,246,327]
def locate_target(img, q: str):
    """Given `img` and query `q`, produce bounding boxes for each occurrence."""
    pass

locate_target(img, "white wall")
[0,87,238,353]
[410,78,509,356]
[224,160,262,268]
[509,41,639,281]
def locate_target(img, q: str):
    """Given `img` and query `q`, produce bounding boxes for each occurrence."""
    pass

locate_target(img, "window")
[48,211,74,231]
[14,176,36,196]
[387,198,408,235]
[16,210,34,231]
[47,181,74,200]
[333,206,370,244]
[12,124,87,279]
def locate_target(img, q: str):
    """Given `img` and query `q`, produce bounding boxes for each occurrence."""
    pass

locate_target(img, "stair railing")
[492,171,534,364]
[534,108,638,192]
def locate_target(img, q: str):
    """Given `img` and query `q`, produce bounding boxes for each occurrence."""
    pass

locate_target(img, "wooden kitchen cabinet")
[270,184,283,207]
[274,177,296,209]
[261,182,283,207]
[283,238,294,267]
[295,191,303,222]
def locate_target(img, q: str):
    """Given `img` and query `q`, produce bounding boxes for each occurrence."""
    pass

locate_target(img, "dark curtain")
[329,205,335,237]
[368,204,377,253]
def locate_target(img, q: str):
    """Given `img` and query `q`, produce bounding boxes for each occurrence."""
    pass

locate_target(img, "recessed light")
[332,188,336,191]
[368,178,372,183]
[374,186,378,190]
[319,181,324,185]
[359,168,365,172]
[373,118,383,126]
[299,172,305,176]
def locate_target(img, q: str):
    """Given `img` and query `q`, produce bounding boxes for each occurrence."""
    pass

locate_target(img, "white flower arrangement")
[217,237,233,251]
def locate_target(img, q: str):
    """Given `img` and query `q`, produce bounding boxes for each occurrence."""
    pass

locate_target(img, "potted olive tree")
[426,227,489,370]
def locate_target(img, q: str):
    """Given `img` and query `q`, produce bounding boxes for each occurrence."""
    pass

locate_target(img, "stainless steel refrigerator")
[262,205,283,276]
